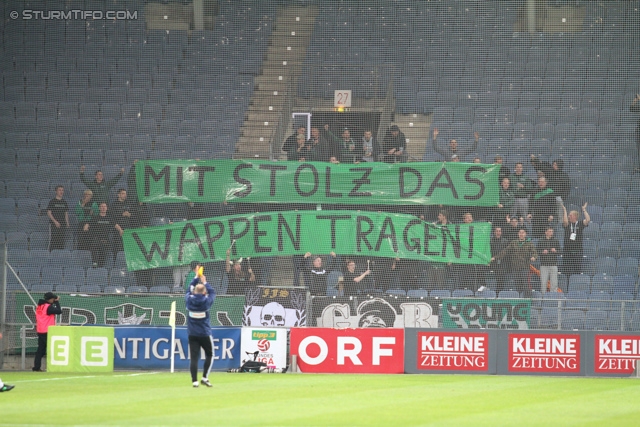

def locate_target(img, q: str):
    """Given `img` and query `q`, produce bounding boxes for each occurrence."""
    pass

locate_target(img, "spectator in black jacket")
[79,165,124,205]
[303,251,337,296]
[528,176,556,238]
[282,125,306,155]
[530,155,570,202]
[83,202,121,268]
[381,125,406,163]
[431,127,479,161]
[489,226,510,292]
[287,134,311,161]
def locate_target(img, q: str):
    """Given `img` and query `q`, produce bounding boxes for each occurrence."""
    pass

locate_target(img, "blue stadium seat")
[6,231,29,249]
[383,288,405,297]
[42,265,64,285]
[561,311,585,330]
[568,274,590,293]
[451,289,474,298]
[612,275,637,296]
[616,258,639,277]
[79,284,102,294]
[0,214,18,232]
[0,198,15,214]
[429,290,451,299]
[86,267,109,287]
[594,257,617,276]
[64,267,86,288]
[29,231,49,250]
[565,291,589,310]
[56,284,78,293]
[584,310,608,331]
[539,308,559,329]
[407,289,429,299]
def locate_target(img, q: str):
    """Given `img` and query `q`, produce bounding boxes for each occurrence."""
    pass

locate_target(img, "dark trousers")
[49,225,66,251]
[90,239,112,267]
[34,333,47,370]
[513,269,530,295]
[188,335,213,382]
[292,255,307,287]
[562,251,583,278]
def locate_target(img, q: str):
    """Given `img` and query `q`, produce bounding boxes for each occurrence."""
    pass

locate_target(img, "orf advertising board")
[588,333,640,377]
[499,331,583,376]
[240,328,288,370]
[405,329,496,374]
[289,328,404,373]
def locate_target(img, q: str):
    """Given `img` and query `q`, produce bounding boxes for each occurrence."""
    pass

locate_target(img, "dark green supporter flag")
[136,159,500,206]
[123,210,492,271]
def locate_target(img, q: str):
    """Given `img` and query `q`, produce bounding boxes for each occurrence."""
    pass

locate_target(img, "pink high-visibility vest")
[36,303,56,333]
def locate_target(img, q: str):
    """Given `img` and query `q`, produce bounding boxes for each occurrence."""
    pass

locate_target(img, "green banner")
[17,293,245,329]
[136,159,499,206]
[122,210,492,271]
[441,299,531,329]
[48,326,114,373]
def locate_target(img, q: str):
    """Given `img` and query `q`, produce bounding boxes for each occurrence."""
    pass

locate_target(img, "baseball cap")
[44,292,57,300]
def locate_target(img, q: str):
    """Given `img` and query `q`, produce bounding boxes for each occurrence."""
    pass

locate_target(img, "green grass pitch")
[1,371,640,426]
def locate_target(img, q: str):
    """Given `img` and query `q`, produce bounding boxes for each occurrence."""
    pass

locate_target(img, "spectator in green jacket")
[509,162,534,220]
[75,189,98,251]
[491,228,537,296]
[79,165,124,205]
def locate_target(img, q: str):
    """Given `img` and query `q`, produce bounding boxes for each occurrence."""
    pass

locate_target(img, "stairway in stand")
[235,5,317,159]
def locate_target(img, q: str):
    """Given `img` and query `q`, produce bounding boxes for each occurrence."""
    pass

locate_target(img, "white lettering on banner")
[152,338,169,359]
[212,338,235,361]
[399,303,437,328]
[421,335,485,352]
[511,357,578,370]
[512,337,577,355]
[144,338,151,359]
[173,340,186,360]
[317,300,438,328]
[298,336,329,365]
[372,337,395,365]
[50,336,70,365]
[599,339,640,355]
[420,355,486,368]
[115,337,232,360]
[80,337,109,366]
[130,338,144,359]
[418,333,488,370]
[598,358,638,370]
[337,336,363,366]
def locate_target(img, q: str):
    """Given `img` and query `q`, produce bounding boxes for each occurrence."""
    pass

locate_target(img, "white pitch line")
[17,371,160,383]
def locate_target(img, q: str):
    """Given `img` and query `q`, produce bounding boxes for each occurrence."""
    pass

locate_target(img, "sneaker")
[192,381,199,388]
[32,367,44,372]
[200,378,212,387]
[0,384,14,392]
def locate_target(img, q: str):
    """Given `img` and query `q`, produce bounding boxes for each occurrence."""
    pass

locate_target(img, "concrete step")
[241,124,277,138]
[254,80,289,93]
[250,94,287,109]
[265,50,307,62]
[245,111,282,123]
